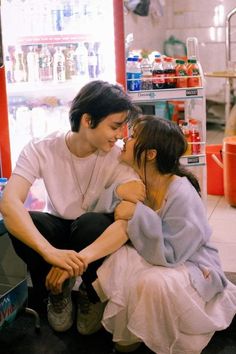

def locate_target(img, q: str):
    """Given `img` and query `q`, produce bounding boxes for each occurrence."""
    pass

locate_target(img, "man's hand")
[115,201,136,221]
[46,266,71,294]
[116,180,146,203]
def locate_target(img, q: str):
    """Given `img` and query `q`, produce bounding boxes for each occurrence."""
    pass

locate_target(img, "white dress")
[93,245,236,354]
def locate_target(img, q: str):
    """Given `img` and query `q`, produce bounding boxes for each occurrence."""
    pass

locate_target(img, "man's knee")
[70,212,114,250]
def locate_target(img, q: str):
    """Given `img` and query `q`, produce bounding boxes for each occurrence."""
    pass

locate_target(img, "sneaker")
[77,283,105,335]
[47,278,75,332]
[114,342,141,353]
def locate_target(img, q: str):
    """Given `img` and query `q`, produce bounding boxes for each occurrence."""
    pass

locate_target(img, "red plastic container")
[223,136,236,207]
[206,145,224,195]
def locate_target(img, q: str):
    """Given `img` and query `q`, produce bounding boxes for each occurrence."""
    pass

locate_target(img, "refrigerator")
[0,0,126,210]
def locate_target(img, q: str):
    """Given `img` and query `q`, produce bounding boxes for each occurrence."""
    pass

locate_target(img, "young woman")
[48,116,236,353]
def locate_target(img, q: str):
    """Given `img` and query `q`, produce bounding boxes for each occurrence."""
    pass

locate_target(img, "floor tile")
[207,194,221,218]
[209,218,236,243]
[211,242,236,272]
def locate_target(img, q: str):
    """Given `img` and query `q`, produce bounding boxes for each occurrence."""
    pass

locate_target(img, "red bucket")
[206,145,224,195]
[223,136,236,206]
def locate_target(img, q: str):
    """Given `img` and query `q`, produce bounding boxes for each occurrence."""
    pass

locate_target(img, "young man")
[0,80,145,334]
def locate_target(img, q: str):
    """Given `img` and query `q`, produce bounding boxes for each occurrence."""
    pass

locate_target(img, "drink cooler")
[0,221,40,331]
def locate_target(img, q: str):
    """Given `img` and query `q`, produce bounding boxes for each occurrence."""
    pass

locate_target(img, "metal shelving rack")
[128,83,207,203]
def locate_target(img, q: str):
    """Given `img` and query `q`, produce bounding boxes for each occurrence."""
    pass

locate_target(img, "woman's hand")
[116,180,146,203]
[115,201,136,221]
[41,247,87,277]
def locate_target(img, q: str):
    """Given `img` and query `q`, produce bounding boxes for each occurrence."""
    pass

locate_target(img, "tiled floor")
[206,123,236,274]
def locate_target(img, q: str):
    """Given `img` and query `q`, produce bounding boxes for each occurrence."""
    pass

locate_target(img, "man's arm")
[0,175,85,276]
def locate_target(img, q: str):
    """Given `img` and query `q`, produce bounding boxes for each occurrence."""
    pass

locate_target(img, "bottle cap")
[0,178,8,183]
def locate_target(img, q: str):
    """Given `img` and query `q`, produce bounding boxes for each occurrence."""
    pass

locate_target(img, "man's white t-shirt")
[13,131,139,220]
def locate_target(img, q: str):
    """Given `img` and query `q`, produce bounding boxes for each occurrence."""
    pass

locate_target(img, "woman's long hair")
[132,115,201,196]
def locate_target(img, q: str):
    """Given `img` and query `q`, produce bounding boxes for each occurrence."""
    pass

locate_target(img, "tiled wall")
[124,0,236,99]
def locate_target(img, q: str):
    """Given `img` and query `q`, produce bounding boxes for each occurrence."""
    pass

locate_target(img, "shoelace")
[78,289,91,315]
[50,294,70,313]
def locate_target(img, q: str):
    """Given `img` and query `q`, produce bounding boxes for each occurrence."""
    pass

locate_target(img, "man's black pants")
[9,211,114,310]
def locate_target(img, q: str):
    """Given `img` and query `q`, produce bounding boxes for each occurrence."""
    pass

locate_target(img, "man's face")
[87,111,128,153]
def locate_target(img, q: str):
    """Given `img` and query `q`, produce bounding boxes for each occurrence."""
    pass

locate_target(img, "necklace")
[146,175,175,211]
[66,132,99,203]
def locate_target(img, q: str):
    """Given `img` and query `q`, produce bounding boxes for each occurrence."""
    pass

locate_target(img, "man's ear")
[147,149,157,161]
[81,114,91,128]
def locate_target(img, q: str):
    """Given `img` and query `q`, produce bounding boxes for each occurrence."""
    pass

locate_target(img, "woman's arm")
[78,219,128,264]
[46,219,129,293]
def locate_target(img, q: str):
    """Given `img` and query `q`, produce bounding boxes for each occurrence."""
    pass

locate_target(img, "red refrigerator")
[0,0,126,209]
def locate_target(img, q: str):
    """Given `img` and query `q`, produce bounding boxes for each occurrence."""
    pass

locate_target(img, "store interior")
[0,1,236,353]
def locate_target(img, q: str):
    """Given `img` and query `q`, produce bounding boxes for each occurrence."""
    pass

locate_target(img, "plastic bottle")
[179,121,192,155]
[13,46,26,83]
[74,42,89,79]
[94,42,104,78]
[127,57,141,91]
[0,177,8,220]
[26,46,39,82]
[163,57,176,89]
[87,42,97,79]
[64,44,77,80]
[126,57,133,91]
[38,45,53,81]
[53,46,66,82]
[187,59,202,87]
[140,55,152,90]
[5,54,13,83]
[186,37,199,61]
[152,55,165,89]
[175,59,188,88]
[189,118,201,154]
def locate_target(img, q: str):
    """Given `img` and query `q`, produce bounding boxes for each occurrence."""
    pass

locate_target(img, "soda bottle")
[163,57,176,89]
[140,54,152,90]
[53,46,66,82]
[152,55,165,89]
[175,59,188,88]
[187,59,202,87]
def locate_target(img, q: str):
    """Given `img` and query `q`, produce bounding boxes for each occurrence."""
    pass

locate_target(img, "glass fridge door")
[1,0,118,210]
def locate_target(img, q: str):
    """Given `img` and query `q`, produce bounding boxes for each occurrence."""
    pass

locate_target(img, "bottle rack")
[128,83,207,202]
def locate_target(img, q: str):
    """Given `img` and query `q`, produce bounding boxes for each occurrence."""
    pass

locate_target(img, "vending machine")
[0,0,126,209]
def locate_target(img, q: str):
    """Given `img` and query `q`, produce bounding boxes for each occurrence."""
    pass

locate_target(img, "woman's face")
[120,129,137,168]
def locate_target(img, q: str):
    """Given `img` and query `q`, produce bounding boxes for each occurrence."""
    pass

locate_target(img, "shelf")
[6,80,87,99]
[128,87,204,102]
[16,33,100,46]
